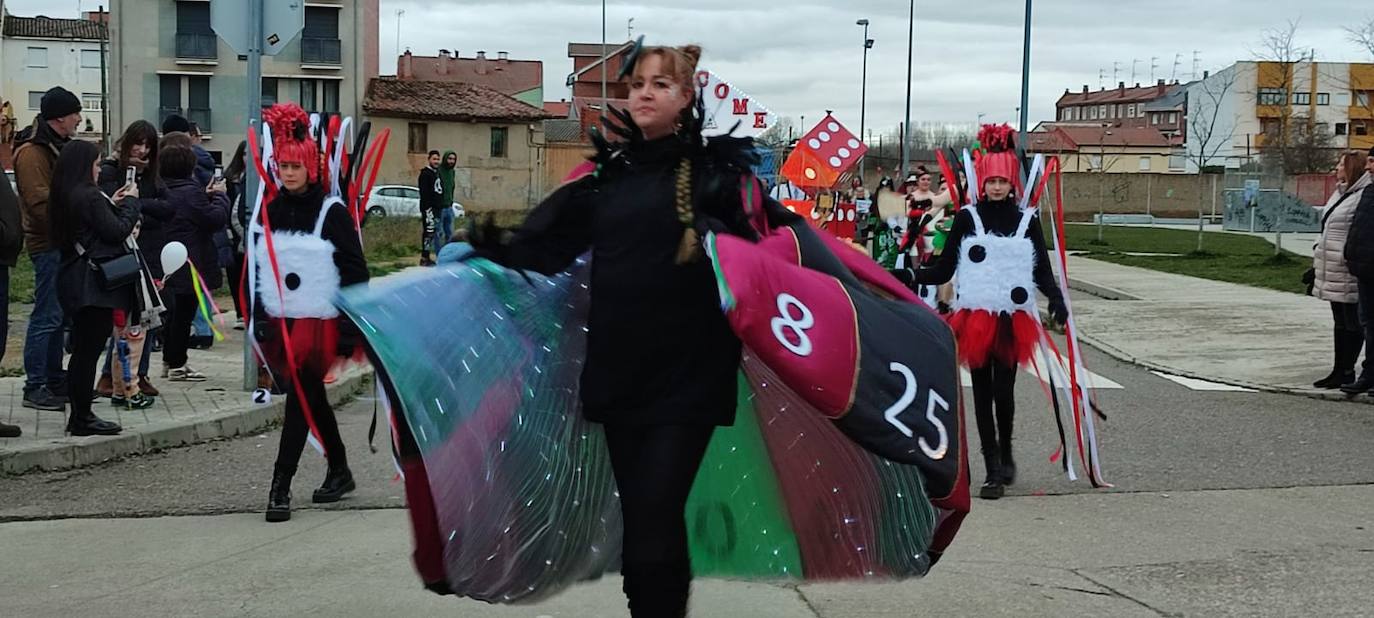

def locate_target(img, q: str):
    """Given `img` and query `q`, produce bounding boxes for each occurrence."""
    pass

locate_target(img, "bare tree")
[1185,67,1239,251]
[756,116,798,150]
[1253,20,1313,175]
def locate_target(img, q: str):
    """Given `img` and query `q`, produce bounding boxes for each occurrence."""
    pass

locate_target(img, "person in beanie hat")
[13,86,83,411]
[904,123,1067,500]
[161,113,191,135]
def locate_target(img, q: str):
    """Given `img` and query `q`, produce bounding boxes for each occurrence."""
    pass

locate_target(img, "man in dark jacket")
[1340,149,1374,393]
[0,171,24,436]
[161,115,216,186]
[417,150,442,266]
[14,87,81,410]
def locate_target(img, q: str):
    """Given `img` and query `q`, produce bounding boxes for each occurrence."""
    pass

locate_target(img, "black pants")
[227,252,246,320]
[604,424,715,618]
[162,292,198,369]
[0,265,9,365]
[67,306,114,423]
[274,370,347,475]
[1331,301,1363,374]
[968,360,1017,473]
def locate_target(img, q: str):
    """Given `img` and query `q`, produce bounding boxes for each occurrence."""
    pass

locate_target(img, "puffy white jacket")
[1314,173,1370,303]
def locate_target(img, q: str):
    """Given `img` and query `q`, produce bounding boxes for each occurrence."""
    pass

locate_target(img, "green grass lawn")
[1061,224,1310,295]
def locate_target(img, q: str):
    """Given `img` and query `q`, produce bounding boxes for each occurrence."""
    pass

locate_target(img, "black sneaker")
[0,421,20,438]
[979,481,1005,500]
[111,393,156,410]
[22,387,65,411]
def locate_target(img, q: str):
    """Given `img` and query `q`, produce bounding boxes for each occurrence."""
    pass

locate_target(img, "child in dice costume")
[253,103,370,522]
[908,124,1067,499]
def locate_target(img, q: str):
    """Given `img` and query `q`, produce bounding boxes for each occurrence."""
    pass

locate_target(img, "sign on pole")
[211,0,303,57]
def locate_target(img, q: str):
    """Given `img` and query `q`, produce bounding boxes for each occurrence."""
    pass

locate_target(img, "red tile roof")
[544,101,572,117]
[1030,126,1173,152]
[398,53,542,97]
[3,14,106,40]
[363,78,556,123]
[1058,82,1182,107]
[568,42,635,57]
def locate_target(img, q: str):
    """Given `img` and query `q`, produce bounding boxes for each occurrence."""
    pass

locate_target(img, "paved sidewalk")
[1065,255,1337,395]
[0,322,368,474]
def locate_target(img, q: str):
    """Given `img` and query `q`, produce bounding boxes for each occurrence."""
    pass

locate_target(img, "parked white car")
[366,184,464,219]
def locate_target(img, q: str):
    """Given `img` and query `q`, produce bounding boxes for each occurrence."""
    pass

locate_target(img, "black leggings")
[968,360,1017,464]
[604,423,715,618]
[274,370,347,474]
[68,307,114,423]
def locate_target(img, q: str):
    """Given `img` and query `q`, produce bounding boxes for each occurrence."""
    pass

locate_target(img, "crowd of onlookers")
[0,86,255,439]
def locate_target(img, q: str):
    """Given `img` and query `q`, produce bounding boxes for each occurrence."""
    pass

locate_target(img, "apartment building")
[2,12,108,138]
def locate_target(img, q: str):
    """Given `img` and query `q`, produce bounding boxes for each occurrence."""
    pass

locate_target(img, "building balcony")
[187,107,212,133]
[301,37,341,65]
[176,33,218,60]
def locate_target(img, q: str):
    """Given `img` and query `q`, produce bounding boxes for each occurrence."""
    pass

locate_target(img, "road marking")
[1149,371,1257,392]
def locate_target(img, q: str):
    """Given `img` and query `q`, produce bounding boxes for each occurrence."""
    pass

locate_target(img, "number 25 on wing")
[768,293,948,462]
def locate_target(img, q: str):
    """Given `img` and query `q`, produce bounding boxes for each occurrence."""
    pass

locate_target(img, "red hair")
[264,103,322,185]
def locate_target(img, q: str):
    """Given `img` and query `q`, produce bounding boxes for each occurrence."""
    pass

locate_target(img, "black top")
[913,197,1064,304]
[161,177,230,293]
[98,158,175,277]
[257,184,369,288]
[418,166,443,212]
[497,136,742,426]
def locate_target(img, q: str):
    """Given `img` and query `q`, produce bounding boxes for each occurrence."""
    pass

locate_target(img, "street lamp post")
[857,19,873,179]
[1018,0,1033,159]
[903,0,914,176]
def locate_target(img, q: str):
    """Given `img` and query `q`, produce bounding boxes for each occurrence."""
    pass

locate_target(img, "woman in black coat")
[96,120,173,399]
[158,143,229,382]
[51,140,141,436]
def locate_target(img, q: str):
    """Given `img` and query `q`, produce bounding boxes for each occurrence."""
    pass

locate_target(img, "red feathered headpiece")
[975,123,1019,198]
[264,103,322,185]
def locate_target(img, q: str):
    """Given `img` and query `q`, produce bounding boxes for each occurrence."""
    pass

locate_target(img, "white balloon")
[161,242,188,277]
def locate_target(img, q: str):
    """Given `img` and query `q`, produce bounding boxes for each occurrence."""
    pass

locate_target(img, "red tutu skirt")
[946,308,1039,368]
[260,317,339,378]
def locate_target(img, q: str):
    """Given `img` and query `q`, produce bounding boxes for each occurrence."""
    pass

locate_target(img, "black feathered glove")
[1048,297,1069,326]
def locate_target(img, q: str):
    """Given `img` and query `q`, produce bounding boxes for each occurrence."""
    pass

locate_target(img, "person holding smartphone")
[96,120,173,399]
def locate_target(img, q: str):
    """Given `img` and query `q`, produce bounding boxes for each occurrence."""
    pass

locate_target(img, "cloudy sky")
[17,1,1371,136]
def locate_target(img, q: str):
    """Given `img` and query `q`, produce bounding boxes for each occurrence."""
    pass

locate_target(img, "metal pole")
[858,19,870,179]
[243,0,264,392]
[99,4,109,153]
[1018,0,1033,157]
[902,0,914,175]
[600,0,607,116]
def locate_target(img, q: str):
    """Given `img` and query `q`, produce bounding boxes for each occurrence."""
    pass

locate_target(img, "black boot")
[1000,443,1017,487]
[66,411,122,436]
[1340,370,1374,394]
[312,466,356,503]
[979,452,1005,500]
[1316,330,1353,388]
[266,467,293,523]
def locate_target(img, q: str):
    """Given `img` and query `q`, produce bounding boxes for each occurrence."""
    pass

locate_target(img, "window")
[1168,112,1178,124]
[175,0,216,59]
[1169,152,1186,170]
[1139,156,1151,171]
[1317,92,1331,106]
[1089,154,1103,170]
[1358,122,1370,137]
[26,47,48,68]
[299,80,317,110]
[82,93,102,111]
[1098,105,1106,119]
[1337,122,1349,136]
[408,122,428,153]
[1151,113,1160,125]
[402,188,421,200]
[80,49,101,69]
[1258,87,1286,105]
[1292,92,1311,105]
[302,6,342,64]
[1316,122,1330,135]
[1358,91,1373,108]
[261,78,279,106]
[27,91,43,110]
[322,80,339,113]
[188,76,211,131]
[490,126,509,158]
[1060,108,1069,121]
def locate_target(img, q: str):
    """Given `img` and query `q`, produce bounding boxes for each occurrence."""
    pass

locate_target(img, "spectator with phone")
[94,120,173,399]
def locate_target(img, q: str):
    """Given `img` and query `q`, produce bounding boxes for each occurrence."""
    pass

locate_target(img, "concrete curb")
[0,372,372,475]
[1066,277,1141,301]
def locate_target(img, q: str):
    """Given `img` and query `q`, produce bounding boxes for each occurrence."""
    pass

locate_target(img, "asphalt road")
[2,346,1370,521]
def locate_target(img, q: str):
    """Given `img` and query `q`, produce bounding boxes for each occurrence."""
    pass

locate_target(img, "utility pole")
[98,4,109,153]
[1017,0,1033,158]
[857,18,872,179]
[600,0,607,116]
[243,0,264,391]
[393,9,404,62]
[902,0,914,175]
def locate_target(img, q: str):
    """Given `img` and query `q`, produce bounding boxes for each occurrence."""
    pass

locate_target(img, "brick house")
[395,49,543,108]
[1056,80,1187,135]
[565,41,635,143]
